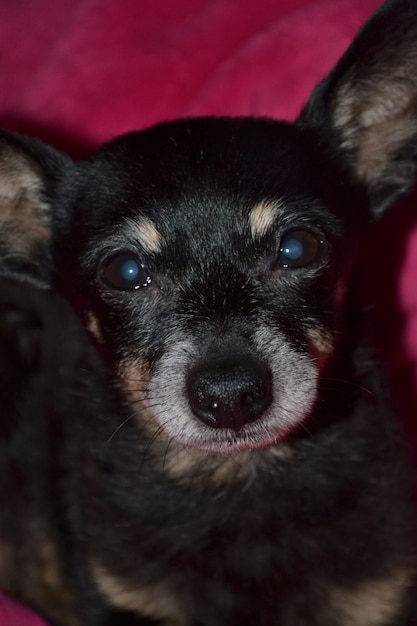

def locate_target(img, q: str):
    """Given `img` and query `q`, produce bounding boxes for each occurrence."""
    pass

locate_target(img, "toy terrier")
[0,0,417,624]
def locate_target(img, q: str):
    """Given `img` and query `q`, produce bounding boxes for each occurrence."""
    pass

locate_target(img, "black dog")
[1,0,417,624]
[0,278,123,626]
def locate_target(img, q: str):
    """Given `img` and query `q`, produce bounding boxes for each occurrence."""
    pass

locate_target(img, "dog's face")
[1,1,417,461]
[55,118,353,456]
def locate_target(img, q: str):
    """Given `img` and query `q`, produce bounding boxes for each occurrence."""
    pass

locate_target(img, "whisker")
[106,413,135,443]
[139,424,168,470]
[319,377,374,396]
[163,435,176,475]
[106,397,160,443]
[301,422,313,437]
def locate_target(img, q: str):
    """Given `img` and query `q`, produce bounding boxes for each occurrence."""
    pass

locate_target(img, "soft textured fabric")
[0,1,415,623]
[0,592,50,626]
[0,0,381,146]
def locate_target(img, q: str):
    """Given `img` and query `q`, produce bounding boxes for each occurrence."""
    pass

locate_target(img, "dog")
[0,277,118,626]
[1,0,417,624]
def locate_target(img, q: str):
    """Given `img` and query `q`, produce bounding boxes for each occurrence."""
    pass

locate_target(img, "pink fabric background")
[0,0,415,622]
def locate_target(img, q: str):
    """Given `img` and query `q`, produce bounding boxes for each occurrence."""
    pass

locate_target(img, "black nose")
[186,356,272,431]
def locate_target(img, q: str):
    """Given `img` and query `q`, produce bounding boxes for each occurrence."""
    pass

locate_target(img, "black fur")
[1,0,417,624]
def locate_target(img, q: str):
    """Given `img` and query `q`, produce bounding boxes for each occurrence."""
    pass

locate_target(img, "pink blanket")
[0,592,50,626]
[0,0,415,623]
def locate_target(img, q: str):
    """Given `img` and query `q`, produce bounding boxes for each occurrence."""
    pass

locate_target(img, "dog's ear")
[298,0,417,218]
[0,130,72,281]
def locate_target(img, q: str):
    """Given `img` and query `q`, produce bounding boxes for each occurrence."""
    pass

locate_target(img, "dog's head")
[1,0,417,461]
[53,118,353,458]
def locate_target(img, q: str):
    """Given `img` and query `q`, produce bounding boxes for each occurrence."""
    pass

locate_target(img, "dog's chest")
[85,420,414,626]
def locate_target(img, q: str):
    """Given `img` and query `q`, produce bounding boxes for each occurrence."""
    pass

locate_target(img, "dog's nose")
[186,356,272,431]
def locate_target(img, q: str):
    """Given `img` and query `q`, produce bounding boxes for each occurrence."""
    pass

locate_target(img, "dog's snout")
[186,356,272,431]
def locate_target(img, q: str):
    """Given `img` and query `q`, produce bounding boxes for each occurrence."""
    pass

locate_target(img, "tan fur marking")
[162,446,254,485]
[32,540,78,626]
[0,525,78,626]
[0,150,51,260]
[357,116,417,184]
[249,200,282,239]
[86,311,103,343]
[161,443,294,487]
[332,47,417,188]
[307,327,335,372]
[92,561,182,625]
[119,358,151,419]
[332,571,412,626]
[130,217,164,254]
[307,327,334,356]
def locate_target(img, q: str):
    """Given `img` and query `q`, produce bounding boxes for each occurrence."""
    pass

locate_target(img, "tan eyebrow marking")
[249,200,282,239]
[128,217,164,254]
[307,327,334,356]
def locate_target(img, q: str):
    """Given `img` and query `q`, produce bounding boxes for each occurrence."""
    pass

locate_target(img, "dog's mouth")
[172,420,301,455]
[128,333,320,456]
[139,387,317,455]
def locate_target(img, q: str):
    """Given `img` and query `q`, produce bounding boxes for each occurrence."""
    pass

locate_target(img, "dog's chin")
[184,435,284,456]
[162,415,302,456]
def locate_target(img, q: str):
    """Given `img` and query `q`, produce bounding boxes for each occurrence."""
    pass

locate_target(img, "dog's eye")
[277,229,324,269]
[100,253,152,290]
